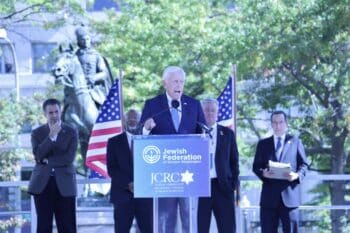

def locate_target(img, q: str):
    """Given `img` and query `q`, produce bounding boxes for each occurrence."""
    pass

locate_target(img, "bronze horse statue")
[52,45,100,175]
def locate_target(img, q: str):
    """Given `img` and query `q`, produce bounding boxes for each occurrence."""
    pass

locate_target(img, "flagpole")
[230,64,240,207]
[118,69,125,132]
[231,64,237,133]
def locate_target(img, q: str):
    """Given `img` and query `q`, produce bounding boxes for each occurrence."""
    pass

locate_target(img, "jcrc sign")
[133,134,210,198]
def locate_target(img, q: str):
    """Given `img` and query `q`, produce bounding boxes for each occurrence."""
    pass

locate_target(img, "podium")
[133,134,210,233]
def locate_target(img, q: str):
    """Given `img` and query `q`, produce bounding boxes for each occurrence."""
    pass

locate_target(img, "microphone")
[142,99,180,127]
[151,99,180,119]
[171,99,212,137]
[197,122,213,138]
[150,107,171,119]
[171,99,180,110]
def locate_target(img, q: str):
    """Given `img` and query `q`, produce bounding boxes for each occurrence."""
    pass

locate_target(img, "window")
[0,43,14,74]
[32,42,57,73]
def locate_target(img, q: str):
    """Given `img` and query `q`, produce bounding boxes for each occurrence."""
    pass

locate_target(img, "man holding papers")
[253,110,309,233]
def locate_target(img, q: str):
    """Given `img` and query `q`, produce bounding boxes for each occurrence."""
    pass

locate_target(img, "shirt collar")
[274,134,286,142]
[209,123,217,130]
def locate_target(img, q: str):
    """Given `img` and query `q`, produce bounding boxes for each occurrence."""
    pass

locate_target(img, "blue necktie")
[276,137,282,160]
[170,108,180,131]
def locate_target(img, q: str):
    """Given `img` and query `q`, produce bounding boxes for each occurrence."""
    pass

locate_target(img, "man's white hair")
[162,66,186,80]
[201,98,219,106]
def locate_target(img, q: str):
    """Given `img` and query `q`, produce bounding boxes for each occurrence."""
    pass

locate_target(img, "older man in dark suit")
[107,109,153,233]
[197,98,239,233]
[253,110,309,233]
[28,98,78,233]
[140,66,206,233]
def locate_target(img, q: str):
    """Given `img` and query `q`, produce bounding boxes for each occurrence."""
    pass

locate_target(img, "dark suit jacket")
[215,125,240,196]
[28,123,78,197]
[140,93,206,134]
[107,132,133,205]
[253,135,309,208]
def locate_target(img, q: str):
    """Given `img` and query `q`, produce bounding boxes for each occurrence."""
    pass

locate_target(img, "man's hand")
[128,182,134,193]
[286,171,299,182]
[49,122,61,139]
[144,118,156,131]
[262,168,275,178]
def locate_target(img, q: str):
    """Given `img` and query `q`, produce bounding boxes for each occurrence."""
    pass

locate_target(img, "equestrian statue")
[52,26,114,175]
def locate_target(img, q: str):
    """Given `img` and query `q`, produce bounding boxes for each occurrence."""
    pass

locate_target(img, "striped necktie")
[276,137,282,160]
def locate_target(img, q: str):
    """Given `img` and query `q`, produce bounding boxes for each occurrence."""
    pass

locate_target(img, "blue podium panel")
[133,134,210,198]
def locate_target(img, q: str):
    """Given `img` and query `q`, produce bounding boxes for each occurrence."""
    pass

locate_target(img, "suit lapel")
[267,136,278,161]
[215,125,222,163]
[280,134,293,162]
[178,96,189,131]
[56,123,66,141]
[43,124,50,136]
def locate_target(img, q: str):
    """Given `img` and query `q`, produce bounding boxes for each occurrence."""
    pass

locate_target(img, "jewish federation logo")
[143,145,161,164]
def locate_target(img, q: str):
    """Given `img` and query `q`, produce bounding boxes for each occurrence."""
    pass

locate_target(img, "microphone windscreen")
[171,100,180,109]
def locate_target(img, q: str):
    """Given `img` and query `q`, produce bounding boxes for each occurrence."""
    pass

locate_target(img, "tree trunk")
[329,134,347,233]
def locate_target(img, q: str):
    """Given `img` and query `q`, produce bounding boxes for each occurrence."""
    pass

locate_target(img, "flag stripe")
[91,120,121,130]
[91,127,122,136]
[86,148,108,157]
[88,133,119,144]
[86,79,123,178]
[87,141,108,150]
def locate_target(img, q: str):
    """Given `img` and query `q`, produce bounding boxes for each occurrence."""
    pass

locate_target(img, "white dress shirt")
[165,92,182,121]
[209,123,218,178]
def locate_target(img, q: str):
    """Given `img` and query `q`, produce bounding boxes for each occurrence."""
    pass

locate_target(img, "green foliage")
[1,0,349,231]
[91,1,349,231]
[93,0,234,110]
[230,1,350,231]
[0,216,27,233]
[0,0,85,29]
[232,0,350,171]
[0,97,23,145]
[0,95,43,181]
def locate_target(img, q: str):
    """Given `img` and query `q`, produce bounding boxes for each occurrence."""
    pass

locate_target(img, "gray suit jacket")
[28,123,78,197]
[253,135,309,208]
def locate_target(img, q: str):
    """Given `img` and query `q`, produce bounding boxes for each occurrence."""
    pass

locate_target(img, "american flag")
[217,76,235,129]
[217,75,240,205]
[86,79,123,178]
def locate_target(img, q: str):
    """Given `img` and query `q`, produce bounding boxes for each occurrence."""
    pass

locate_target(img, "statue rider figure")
[75,26,112,107]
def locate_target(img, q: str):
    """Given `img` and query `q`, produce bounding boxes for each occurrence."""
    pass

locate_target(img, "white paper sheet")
[268,160,291,180]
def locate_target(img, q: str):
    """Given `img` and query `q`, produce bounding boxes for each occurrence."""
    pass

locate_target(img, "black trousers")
[260,196,299,233]
[197,178,236,233]
[33,176,76,233]
[114,198,153,233]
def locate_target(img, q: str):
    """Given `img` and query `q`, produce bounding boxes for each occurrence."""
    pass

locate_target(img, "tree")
[229,1,350,232]
[92,0,349,232]
[1,0,349,231]
[0,0,84,29]
[93,0,235,109]
[0,94,44,231]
